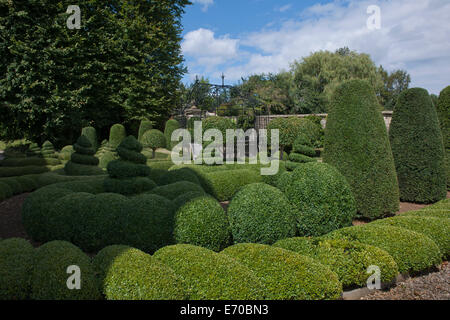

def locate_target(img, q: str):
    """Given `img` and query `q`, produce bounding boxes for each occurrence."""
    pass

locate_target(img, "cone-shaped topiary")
[141,129,166,159]
[26,143,41,157]
[81,126,98,151]
[436,86,450,189]
[64,135,103,176]
[389,88,446,203]
[104,136,155,195]
[138,120,153,142]
[289,133,317,164]
[109,124,126,149]
[323,79,399,219]
[41,141,57,158]
[164,119,180,150]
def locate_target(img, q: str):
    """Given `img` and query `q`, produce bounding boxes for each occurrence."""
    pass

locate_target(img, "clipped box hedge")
[402,209,450,219]
[273,237,398,289]
[93,245,186,300]
[324,224,442,275]
[0,157,61,167]
[221,243,342,300]
[150,181,204,200]
[154,244,267,300]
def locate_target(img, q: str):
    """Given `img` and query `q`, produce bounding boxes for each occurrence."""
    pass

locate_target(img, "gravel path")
[362,262,450,300]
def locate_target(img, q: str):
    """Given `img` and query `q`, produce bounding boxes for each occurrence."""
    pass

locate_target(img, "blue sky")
[181,0,450,94]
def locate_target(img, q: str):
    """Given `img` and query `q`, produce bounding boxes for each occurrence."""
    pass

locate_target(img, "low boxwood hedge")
[371,216,450,258]
[324,225,442,274]
[227,183,296,245]
[0,157,60,167]
[0,181,13,201]
[402,209,450,219]
[423,198,450,211]
[221,243,342,300]
[159,168,201,186]
[276,162,357,236]
[153,244,266,300]
[174,196,231,251]
[104,177,156,196]
[273,237,398,289]
[31,241,100,300]
[0,238,35,300]
[93,245,186,300]
[0,165,50,177]
[150,181,204,200]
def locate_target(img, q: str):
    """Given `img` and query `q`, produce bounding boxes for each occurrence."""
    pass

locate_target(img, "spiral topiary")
[289,133,317,163]
[41,141,57,159]
[64,135,103,176]
[104,136,154,195]
[227,183,296,245]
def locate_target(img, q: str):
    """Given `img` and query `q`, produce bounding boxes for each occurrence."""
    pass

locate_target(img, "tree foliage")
[0,0,190,144]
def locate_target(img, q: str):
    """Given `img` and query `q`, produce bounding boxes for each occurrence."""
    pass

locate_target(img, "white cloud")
[184,0,450,93]
[192,0,214,12]
[277,4,292,13]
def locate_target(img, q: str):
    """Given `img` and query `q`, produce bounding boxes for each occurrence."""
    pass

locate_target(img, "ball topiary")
[276,162,357,236]
[41,141,57,159]
[324,224,442,275]
[153,244,267,300]
[390,88,447,203]
[323,79,400,219]
[141,129,166,159]
[0,238,35,300]
[104,136,154,195]
[174,196,231,251]
[436,86,449,188]
[370,216,450,259]
[221,243,342,300]
[81,126,98,151]
[227,183,296,244]
[64,135,103,176]
[93,246,186,300]
[31,241,100,300]
[109,124,127,149]
[273,237,399,289]
[150,181,204,200]
[164,119,181,150]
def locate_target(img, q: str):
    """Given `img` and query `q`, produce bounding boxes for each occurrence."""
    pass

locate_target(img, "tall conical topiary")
[99,124,126,169]
[436,86,450,189]
[164,119,180,150]
[138,120,153,142]
[390,88,446,203]
[323,79,399,219]
[64,136,103,176]
[104,136,156,195]
[81,126,98,152]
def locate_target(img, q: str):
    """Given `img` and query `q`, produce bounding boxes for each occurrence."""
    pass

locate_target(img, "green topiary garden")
[64,135,103,176]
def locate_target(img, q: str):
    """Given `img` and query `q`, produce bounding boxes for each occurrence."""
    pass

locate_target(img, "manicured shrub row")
[172,191,206,209]
[403,209,450,219]
[153,244,266,300]
[389,88,446,203]
[228,183,296,245]
[94,245,186,300]
[150,181,204,200]
[64,136,103,176]
[221,243,342,300]
[104,136,155,196]
[174,196,231,251]
[370,216,450,259]
[276,163,357,237]
[0,165,51,177]
[422,198,450,211]
[324,224,442,275]
[273,237,399,289]
[158,167,201,186]
[323,79,400,219]
[0,157,61,167]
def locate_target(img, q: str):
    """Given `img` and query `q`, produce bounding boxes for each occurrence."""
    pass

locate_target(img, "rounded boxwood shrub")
[273,237,398,289]
[81,126,98,151]
[93,246,186,300]
[141,129,166,159]
[389,88,446,203]
[109,124,126,149]
[159,168,201,186]
[150,181,204,200]
[0,177,23,194]
[174,196,231,251]
[228,183,296,244]
[0,181,13,201]
[323,79,400,219]
[221,243,342,300]
[173,191,206,209]
[324,224,442,274]
[31,241,100,300]
[371,216,450,258]
[15,176,38,192]
[276,162,357,236]
[164,119,181,150]
[0,238,34,300]
[402,209,450,219]
[154,244,266,300]
[0,157,60,167]
[64,135,103,176]
[204,169,262,201]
